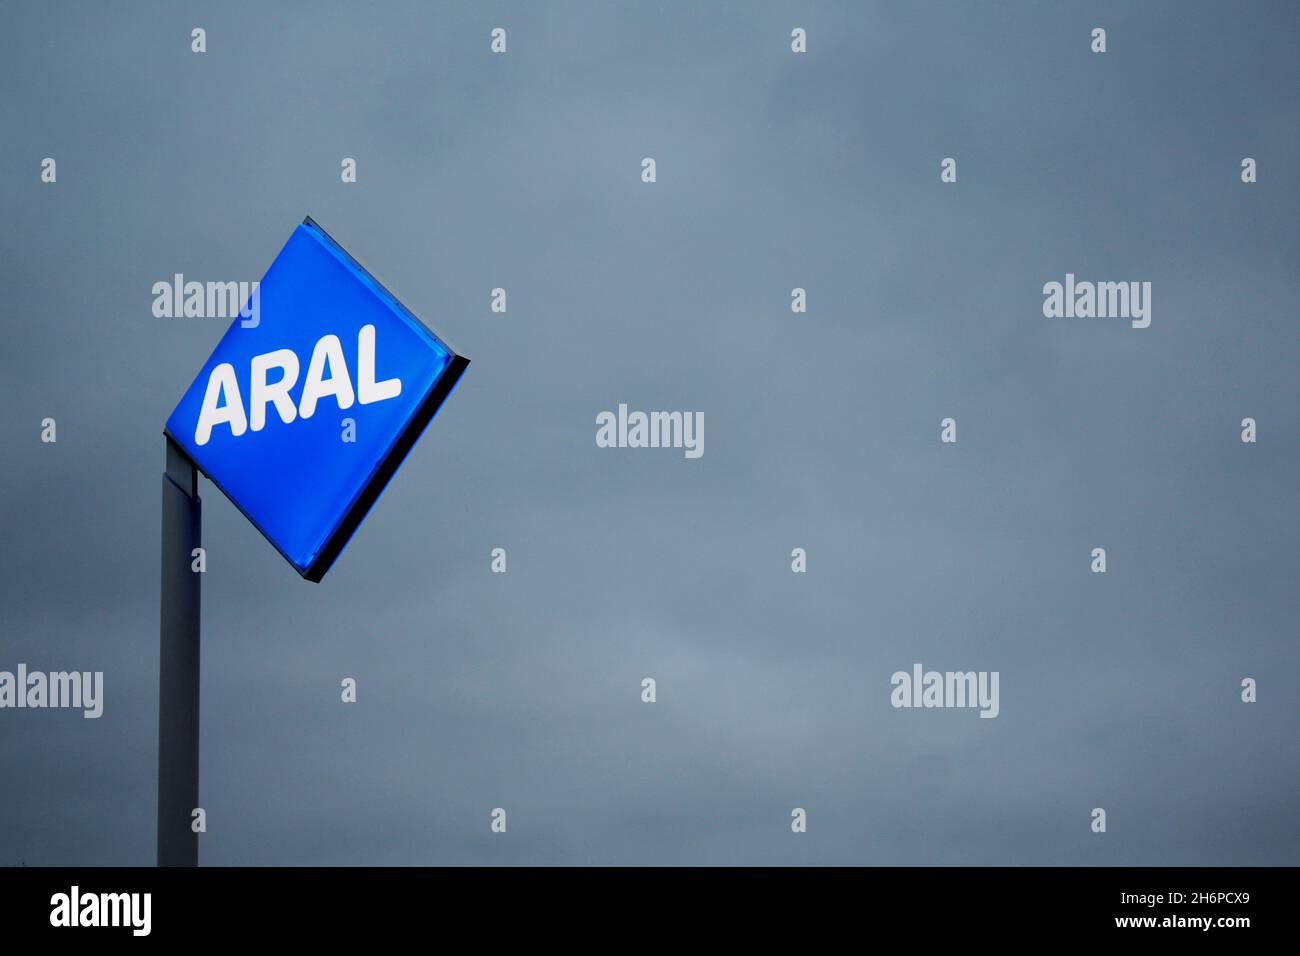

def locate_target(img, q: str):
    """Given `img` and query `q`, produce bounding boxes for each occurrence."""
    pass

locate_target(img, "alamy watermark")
[890,663,999,718]
[50,886,150,936]
[152,274,260,328]
[0,664,103,718]
[1042,273,1151,328]
[595,404,704,459]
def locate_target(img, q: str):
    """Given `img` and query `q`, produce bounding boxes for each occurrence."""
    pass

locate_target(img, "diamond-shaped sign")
[165,217,468,581]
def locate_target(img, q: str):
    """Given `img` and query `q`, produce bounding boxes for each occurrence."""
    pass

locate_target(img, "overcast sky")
[0,0,1295,865]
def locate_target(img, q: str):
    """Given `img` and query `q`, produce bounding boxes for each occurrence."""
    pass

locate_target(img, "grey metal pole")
[158,437,200,866]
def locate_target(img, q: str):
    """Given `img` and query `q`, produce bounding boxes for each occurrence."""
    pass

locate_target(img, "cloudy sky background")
[1,0,1296,865]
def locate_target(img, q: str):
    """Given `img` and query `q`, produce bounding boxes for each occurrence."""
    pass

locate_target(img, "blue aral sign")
[165,217,469,581]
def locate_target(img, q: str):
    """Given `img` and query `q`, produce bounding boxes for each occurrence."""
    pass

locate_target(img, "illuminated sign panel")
[165,217,468,581]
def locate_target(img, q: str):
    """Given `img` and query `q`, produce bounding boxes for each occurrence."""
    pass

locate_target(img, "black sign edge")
[302,351,469,582]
